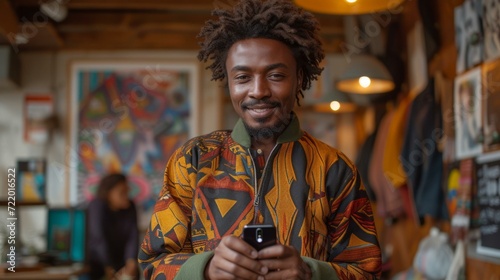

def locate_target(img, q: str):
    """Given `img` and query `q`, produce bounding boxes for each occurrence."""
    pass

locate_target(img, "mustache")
[242,100,280,108]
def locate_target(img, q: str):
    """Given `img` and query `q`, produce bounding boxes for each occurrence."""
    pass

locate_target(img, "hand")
[205,235,269,280]
[105,266,116,280]
[258,245,312,280]
[116,259,137,279]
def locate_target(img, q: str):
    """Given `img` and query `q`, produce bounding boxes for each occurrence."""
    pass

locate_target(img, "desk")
[0,265,88,280]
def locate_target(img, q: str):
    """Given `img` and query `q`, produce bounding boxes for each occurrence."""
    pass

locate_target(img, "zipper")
[250,144,279,223]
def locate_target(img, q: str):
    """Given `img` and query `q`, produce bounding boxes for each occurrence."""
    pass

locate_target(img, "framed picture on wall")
[16,159,46,203]
[455,0,484,74]
[454,67,483,159]
[67,60,199,224]
[482,0,500,61]
[482,59,500,152]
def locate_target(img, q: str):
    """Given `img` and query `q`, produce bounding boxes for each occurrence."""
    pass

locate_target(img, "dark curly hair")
[96,173,127,201]
[197,0,324,104]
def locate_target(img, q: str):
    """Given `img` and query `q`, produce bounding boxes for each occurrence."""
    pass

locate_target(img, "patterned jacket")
[138,115,381,279]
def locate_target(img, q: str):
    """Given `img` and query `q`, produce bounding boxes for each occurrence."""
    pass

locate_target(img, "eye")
[234,74,250,83]
[268,73,285,81]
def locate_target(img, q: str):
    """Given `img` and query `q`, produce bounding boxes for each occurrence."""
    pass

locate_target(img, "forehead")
[225,38,296,68]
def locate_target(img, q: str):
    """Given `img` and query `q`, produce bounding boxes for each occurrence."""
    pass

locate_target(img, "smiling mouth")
[245,105,276,120]
[248,107,274,112]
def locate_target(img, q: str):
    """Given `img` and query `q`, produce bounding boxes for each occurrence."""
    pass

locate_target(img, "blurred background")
[0,0,499,279]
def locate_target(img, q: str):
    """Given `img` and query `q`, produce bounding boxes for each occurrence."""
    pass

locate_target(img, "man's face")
[225,38,300,138]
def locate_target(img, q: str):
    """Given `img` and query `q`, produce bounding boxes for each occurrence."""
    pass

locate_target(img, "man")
[138,0,381,279]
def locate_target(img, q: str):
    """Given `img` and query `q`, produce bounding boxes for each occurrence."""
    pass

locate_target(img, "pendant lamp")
[294,0,406,15]
[302,55,357,113]
[335,54,395,95]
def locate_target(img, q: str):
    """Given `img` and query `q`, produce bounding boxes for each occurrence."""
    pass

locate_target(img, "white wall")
[0,50,222,251]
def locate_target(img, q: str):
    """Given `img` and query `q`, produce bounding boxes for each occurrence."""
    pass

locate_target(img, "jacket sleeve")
[138,147,204,279]
[322,153,382,279]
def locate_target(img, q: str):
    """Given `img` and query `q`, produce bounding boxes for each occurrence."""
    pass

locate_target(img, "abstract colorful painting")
[68,61,199,215]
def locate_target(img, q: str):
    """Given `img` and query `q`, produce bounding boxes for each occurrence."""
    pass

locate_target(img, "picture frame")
[454,67,483,159]
[482,0,500,61]
[455,0,484,74]
[66,60,200,213]
[482,59,500,152]
[16,158,46,203]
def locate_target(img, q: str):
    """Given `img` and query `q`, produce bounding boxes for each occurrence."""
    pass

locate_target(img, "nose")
[248,76,271,99]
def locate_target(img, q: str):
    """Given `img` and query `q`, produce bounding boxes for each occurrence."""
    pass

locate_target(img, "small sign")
[476,151,500,258]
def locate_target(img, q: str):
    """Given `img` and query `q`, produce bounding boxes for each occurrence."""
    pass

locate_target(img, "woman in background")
[87,173,138,280]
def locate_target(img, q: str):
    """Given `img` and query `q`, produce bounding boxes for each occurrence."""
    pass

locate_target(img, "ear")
[297,69,303,90]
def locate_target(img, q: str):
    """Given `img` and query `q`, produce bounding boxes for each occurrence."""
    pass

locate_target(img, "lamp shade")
[294,0,406,15]
[302,55,356,113]
[336,54,395,94]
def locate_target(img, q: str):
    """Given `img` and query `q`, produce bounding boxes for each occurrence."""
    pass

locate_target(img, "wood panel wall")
[383,0,500,278]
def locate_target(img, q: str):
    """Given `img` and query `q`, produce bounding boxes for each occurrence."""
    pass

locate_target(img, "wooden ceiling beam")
[57,11,210,28]
[60,31,201,50]
[12,0,214,11]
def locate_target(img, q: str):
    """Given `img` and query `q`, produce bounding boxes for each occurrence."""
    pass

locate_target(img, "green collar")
[230,112,303,148]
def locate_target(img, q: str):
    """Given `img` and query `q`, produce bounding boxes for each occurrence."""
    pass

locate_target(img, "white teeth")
[252,108,269,113]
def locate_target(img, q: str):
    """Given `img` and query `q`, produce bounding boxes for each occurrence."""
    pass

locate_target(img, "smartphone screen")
[242,224,277,251]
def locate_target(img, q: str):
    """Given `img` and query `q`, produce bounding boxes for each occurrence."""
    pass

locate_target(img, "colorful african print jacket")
[138,114,381,279]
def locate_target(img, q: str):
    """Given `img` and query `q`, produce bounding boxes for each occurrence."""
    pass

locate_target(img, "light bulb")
[345,0,357,3]
[359,76,371,88]
[330,101,341,111]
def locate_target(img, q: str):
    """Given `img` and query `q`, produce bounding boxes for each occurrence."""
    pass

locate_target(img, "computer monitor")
[46,208,86,264]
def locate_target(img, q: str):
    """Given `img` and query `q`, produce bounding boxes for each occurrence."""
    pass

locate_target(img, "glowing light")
[359,76,371,88]
[330,101,341,111]
[345,0,357,3]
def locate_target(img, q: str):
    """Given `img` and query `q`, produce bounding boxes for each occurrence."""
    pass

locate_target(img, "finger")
[213,238,269,277]
[223,235,259,259]
[257,244,288,259]
[213,256,267,280]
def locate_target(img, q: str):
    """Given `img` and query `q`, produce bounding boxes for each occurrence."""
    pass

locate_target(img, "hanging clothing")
[400,79,448,221]
[369,110,404,218]
[382,96,412,188]
[355,131,378,202]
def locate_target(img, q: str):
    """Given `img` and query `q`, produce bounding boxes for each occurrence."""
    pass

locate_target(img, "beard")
[243,113,293,141]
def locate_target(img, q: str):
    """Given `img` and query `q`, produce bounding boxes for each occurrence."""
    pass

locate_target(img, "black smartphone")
[242,224,277,251]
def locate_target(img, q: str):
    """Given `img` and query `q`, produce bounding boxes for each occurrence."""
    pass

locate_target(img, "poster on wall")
[454,67,483,159]
[16,159,46,202]
[455,0,484,74]
[24,95,54,144]
[476,151,500,258]
[482,59,500,152]
[68,60,199,227]
[482,0,500,61]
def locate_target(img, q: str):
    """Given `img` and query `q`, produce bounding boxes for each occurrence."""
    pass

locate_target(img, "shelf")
[0,200,46,206]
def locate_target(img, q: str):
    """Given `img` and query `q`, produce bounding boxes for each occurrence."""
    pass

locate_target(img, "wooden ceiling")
[0,0,345,52]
